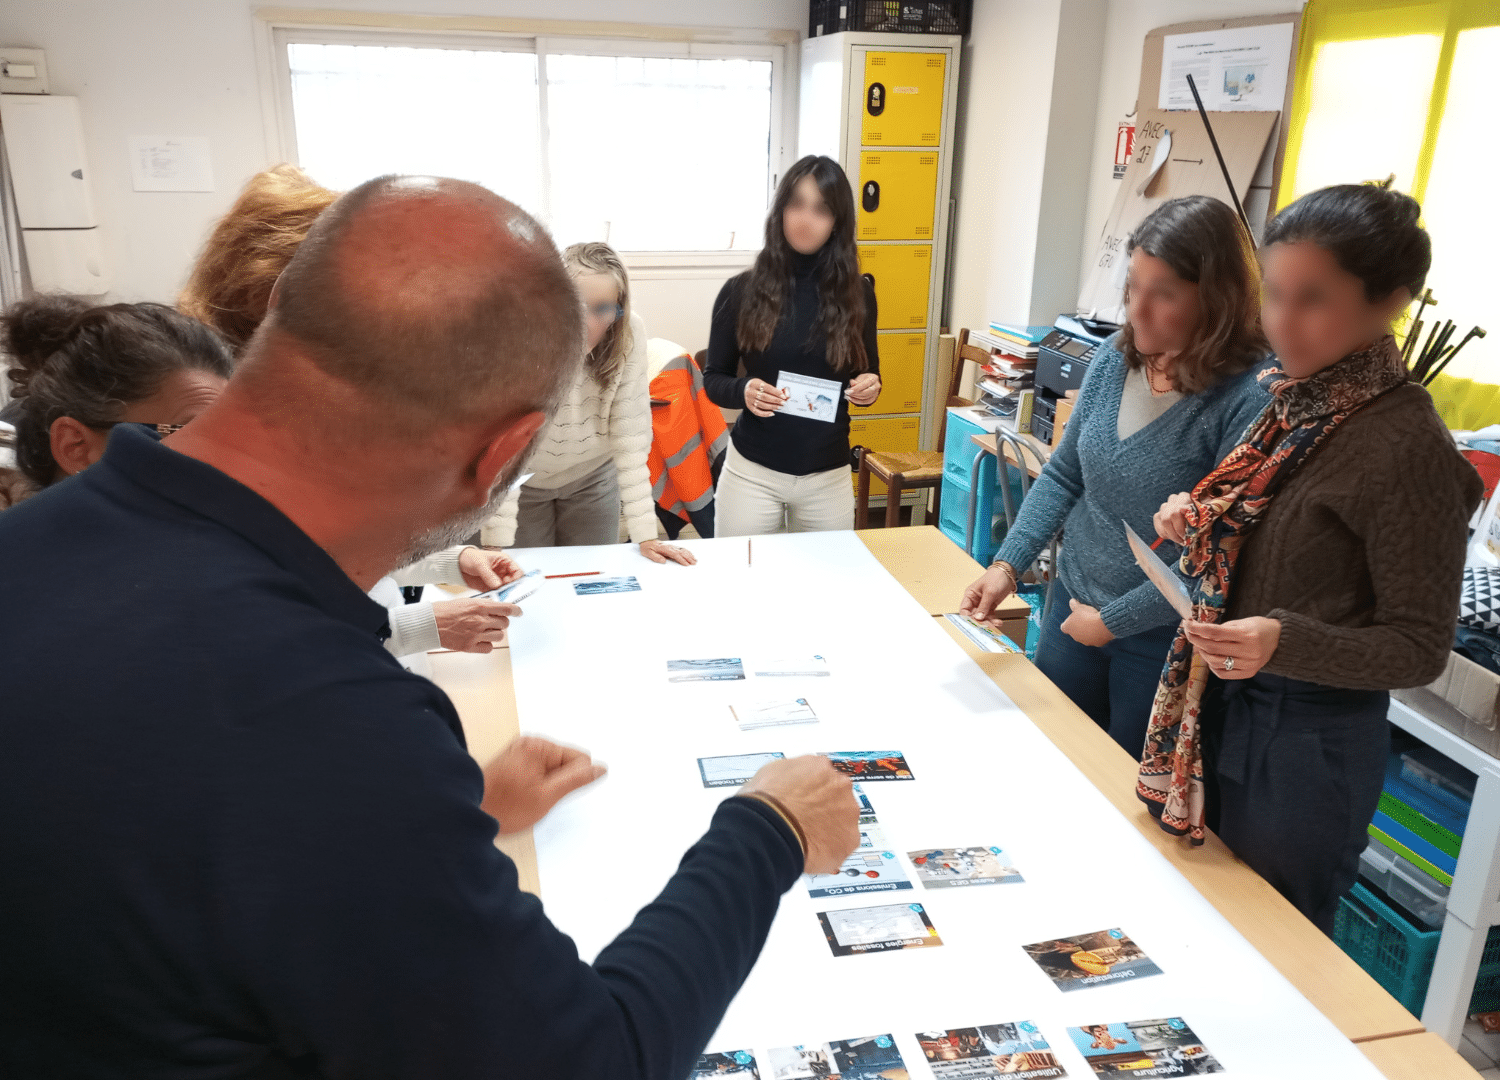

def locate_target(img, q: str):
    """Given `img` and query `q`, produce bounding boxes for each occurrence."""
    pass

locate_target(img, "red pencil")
[544,571,601,579]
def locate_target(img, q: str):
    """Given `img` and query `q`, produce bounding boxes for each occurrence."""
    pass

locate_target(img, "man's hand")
[959,564,1018,627]
[481,735,607,834]
[1060,599,1115,647]
[433,597,520,653]
[1154,492,1193,546]
[457,547,524,591]
[1184,616,1282,680]
[845,373,881,407]
[740,755,860,875]
[640,539,697,566]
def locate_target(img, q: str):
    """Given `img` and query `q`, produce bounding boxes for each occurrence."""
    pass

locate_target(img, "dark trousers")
[1034,577,1179,760]
[1200,672,1389,935]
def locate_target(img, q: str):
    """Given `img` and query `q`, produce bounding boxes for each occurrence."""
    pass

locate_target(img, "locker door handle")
[866,82,886,116]
[862,181,880,213]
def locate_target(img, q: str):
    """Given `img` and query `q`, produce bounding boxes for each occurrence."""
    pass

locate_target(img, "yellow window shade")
[1280,0,1500,380]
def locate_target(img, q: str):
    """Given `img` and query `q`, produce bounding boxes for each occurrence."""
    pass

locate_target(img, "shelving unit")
[1386,695,1500,1046]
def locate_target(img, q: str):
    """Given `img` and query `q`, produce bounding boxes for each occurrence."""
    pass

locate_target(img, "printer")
[1031,315,1118,443]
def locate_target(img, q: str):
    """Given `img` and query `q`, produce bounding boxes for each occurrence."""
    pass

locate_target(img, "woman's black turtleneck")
[703,249,880,476]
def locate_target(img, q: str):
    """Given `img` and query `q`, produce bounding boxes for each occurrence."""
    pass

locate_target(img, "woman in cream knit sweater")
[483,242,693,565]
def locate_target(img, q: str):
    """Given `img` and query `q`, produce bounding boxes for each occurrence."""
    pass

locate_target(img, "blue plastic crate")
[1469,925,1500,1014]
[1333,881,1441,1016]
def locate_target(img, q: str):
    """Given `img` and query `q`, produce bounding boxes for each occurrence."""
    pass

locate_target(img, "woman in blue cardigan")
[960,196,1270,759]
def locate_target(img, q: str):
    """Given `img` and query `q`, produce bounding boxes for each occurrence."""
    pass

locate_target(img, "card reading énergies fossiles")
[817,901,943,957]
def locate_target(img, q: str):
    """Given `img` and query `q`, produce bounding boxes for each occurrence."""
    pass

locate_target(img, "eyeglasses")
[586,302,624,323]
[91,421,188,437]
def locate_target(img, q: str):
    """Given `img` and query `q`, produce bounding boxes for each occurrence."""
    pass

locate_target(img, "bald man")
[0,177,859,1079]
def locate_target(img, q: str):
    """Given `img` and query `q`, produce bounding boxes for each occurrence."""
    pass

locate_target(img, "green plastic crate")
[1334,882,1441,1016]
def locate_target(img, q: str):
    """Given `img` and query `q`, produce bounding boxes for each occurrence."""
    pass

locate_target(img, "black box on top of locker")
[809,1,972,37]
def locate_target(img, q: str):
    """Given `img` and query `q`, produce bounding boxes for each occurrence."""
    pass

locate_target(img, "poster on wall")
[1158,22,1294,113]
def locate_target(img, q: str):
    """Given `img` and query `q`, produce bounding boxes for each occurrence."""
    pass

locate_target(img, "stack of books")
[968,322,1050,432]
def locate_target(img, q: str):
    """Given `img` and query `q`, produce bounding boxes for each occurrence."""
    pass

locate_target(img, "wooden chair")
[854,328,987,528]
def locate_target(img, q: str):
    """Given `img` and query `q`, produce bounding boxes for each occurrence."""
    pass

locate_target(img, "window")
[1280,0,1500,379]
[271,28,781,255]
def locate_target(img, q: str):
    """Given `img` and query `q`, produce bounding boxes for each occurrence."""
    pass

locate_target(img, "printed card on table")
[806,807,911,899]
[1022,929,1162,992]
[818,901,943,957]
[697,752,784,789]
[751,654,830,678]
[916,1022,1067,1078]
[573,575,640,595]
[764,1034,906,1078]
[820,750,914,782]
[669,657,746,683]
[1066,1018,1222,1076]
[690,1050,761,1078]
[732,697,818,731]
[908,846,1023,889]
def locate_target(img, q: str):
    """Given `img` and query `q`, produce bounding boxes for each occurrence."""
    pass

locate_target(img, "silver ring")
[1223,656,1235,672]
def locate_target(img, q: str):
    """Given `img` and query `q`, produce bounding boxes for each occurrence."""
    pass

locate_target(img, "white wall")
[0,0,806,353]
[947,0,1074,335]
[4,0,1312,354]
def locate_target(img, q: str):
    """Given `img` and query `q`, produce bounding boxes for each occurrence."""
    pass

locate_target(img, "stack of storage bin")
[1333,747,1497,1016]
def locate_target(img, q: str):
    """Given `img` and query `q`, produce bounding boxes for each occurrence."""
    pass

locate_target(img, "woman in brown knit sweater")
[1143,184,1483,932]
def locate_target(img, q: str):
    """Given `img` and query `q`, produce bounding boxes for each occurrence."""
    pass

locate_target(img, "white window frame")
[253,12,798,272]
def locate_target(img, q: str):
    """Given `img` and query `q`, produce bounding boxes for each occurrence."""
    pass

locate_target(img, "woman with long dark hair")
[960,196,1271,759]
[703,155,881,535]
[1144,184,1482,931]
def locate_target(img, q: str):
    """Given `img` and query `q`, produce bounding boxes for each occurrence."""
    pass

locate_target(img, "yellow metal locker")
[856,151,939,240]
[857,243,931,329]
[848,416,922,495]
[852,332,925,415]
[861,51,947,146]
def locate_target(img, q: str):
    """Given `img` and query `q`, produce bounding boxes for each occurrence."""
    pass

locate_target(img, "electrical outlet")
[0,48,49,95]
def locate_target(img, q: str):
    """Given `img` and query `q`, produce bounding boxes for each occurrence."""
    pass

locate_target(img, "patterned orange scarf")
[1136,336,1409,844]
